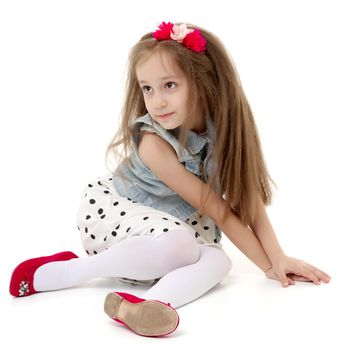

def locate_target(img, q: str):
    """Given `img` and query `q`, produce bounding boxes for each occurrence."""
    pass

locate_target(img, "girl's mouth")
[158,112,174,119]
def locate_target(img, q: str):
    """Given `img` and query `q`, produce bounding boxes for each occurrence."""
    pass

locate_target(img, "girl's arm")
[138,133,331,286]
[248,194,285,265]
[138,133,273,272]
[216,208,273,272]
[248,194,331,286]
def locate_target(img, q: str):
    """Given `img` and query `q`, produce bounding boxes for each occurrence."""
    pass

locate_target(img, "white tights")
[33,230,232,308]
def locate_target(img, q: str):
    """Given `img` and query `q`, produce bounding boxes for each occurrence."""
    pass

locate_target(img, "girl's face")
[136,51,204,133]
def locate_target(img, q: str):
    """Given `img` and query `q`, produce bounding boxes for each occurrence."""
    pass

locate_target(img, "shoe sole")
[104,292,179,337]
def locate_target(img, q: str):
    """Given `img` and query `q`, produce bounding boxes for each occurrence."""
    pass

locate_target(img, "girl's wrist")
[263,265,273,273]
[269,251,287,266]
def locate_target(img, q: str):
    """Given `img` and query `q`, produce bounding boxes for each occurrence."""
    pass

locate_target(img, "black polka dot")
[163,228,169,232]
[104,191,110,194]
[191,221,198,225]
[204,226,209,230]
[126,227,131,233]
[150,228,154,233]
[85,227,88,233]
[98,208,103,214]
[98,181,102,186]
[84,193,87,197]
[162,217,169,220]
[89,199,96,204]
[86,215,91,220]
[127,197,132,201]
[143,217,149,220]
[88,184,93,187]
[175,221,180,225]
[109,177,112,181]
[195,232,200,238]
[93,251,98,254]
[115,224,120,229]
[113,201,119,206]
[77,226,80,231]
[100,214,106,219]
[214,239,217,243]
[120,211,126,216]
[90,234,95,239]
[86,250,90,255]
[111,231,117,236]
[104,236,107,241]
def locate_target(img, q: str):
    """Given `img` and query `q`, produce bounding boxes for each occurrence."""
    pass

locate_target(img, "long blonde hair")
[105,22,277,227]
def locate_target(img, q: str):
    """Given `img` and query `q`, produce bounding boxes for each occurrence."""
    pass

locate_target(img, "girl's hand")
[264,255,331,287]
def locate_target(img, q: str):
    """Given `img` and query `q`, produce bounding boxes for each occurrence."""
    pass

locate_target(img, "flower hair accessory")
[152,21,206,53]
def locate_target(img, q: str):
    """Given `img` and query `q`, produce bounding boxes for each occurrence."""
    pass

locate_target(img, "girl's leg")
[33,229,200,291]
[141,245,232,309]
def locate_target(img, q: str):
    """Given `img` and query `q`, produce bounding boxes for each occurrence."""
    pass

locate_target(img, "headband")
[152,21,207,53]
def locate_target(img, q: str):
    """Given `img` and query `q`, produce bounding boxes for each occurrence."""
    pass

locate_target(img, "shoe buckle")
[18,280,30,296]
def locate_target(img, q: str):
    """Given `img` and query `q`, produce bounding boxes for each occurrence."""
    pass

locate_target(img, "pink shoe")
[9,251,78,297]
[104,292,179,337]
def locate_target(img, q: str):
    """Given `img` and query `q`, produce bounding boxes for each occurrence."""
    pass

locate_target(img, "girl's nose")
[157,102,167,109]
[155,96,167,109]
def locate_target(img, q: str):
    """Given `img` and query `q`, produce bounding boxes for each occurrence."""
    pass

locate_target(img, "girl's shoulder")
[133,113,164,135]
[132,112,215,163]
[132,112,177,145]
[139,130,156,144]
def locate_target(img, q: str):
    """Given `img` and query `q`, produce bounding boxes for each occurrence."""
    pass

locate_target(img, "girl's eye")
[142,86,152,93]
[166,82,176,89]
[141,82,177,93]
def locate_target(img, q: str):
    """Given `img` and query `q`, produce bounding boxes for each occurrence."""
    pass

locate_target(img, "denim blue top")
[112,112,222,243]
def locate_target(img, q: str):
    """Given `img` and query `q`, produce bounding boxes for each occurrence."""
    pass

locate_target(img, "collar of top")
[134,113,214,159]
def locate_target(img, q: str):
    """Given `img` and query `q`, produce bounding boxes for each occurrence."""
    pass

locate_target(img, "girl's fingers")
[287,276,295,285]
[288,274,312,282]
[287,263,320,284]
[278,271,290,287]
[307,264,331,282]
[274,259,332,287]
[292,268,321,284]
[303,270,321,284]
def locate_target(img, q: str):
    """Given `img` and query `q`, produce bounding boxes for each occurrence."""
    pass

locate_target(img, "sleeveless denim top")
[112,112,222,244]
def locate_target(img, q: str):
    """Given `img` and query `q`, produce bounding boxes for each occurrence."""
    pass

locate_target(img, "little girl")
[9,21,331,337]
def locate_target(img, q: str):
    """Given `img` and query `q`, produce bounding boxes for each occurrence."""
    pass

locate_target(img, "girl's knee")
[217,248,233,272]
[202,245,233,275]
[159,229,201,265]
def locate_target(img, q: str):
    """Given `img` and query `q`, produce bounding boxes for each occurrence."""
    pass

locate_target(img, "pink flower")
[170,23,194,43]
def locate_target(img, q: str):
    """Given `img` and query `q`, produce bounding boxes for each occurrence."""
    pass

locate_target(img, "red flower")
[182,28,207,53]
[152,21,174,40]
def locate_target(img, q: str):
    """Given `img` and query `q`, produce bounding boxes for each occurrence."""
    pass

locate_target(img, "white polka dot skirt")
[76,173,222,257]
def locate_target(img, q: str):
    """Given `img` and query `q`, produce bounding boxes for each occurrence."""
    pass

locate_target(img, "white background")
[1,0,349,349]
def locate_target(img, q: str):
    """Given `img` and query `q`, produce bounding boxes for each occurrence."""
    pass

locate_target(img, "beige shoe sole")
[104,292,179,337]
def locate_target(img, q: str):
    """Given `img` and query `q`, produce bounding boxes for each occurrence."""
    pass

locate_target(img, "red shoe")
[104,292,179,337]
[9,251,78,297]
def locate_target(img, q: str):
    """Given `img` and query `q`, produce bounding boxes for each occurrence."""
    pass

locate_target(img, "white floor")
[2,230,347,350]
